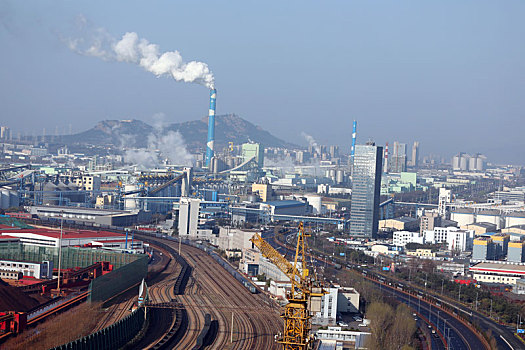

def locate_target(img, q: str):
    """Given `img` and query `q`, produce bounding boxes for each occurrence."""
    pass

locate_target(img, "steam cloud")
[301,132,321,155]
[67,18,214,89]
[120,114,194,168]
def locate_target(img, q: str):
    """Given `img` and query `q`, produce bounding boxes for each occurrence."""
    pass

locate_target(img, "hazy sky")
[1,1,524,164]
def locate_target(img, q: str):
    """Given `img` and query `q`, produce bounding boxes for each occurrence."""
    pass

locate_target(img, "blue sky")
[1,1,524,164]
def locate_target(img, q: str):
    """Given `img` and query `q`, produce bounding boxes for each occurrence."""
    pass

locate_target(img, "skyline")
[1,1,524,164]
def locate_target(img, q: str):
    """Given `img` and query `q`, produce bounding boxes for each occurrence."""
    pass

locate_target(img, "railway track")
[178,244,282,349]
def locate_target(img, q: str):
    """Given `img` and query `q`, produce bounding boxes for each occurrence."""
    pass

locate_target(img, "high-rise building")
[411,141,419,167]
[349,143,383,238]
[388,141,407,173]
[0,126,11,140]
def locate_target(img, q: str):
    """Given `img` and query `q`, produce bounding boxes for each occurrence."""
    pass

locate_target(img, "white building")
[393,231,425,247]
[178,197,213,239]
[425,227,474,252]
[0,259,53,279]
[315,287,339,325]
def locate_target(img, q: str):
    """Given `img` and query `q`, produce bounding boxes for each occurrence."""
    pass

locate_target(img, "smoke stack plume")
[67,25,214,89]
[205,89,217,167]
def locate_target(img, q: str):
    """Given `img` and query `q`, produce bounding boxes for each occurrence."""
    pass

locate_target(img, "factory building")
[0,229,125,248]
[0,259,53,279]
[260,200,307,216]
[462,222,497,236]
[450,208,476,227]
[491,233,510,259]
[506,212,525,228]
[508,242,525,263]
[476,210,504,230]
[472,237,495,261]
[242,143,264,168]
[470,262,525,285]
[72,175,101,191]
[29,206,151,227]
[379,217,419,232]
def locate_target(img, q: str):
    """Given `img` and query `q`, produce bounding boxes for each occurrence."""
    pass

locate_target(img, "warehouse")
[470,262,525,285]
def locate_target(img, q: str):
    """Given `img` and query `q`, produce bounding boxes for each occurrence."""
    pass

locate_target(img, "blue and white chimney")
[205,88,217,168]
[350,120,357,163]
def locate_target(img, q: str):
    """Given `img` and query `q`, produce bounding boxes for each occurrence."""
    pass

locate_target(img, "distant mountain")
[63,114,296,151]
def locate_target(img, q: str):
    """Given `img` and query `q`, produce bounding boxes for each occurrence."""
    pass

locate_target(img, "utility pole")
[231,312,234,343]
[441,279,445,295]
[475,292,478,311]
[490,299,493,318]
[458,284,461,302]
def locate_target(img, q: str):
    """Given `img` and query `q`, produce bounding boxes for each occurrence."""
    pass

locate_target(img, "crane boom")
[250,232,301,285]
[250,223,325,350]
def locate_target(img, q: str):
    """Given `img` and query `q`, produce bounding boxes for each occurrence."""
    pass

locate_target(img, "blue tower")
[205,89,217,168]
[350,120,357,165]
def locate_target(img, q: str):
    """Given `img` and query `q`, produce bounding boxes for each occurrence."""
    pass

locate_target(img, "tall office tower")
[0,126,11,140]
[411,141,419,167]
[389,141,407,173]
[349,142,383,238]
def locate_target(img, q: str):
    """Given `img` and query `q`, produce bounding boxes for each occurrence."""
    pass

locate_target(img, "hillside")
[63,114,296,151]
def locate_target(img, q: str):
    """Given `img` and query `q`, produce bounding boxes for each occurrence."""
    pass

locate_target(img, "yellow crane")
[250,222,325,350]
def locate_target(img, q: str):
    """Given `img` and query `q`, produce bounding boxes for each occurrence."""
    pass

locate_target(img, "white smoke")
[67,18,214,89]
[301,132,321,155]
[120,114,194,168]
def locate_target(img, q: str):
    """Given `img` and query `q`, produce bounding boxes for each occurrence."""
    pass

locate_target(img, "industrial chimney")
[205,89,217,168]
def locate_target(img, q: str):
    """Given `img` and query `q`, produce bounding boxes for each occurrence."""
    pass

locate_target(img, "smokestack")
[205,88,217,167]
[350,120,357,165]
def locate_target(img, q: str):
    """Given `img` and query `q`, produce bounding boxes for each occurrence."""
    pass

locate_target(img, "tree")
[366,302,393,350]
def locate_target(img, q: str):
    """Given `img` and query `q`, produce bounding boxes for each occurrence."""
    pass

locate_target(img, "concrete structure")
[316,287,338,325]
[492,233,510,259]
[316,327,370,349]
[252,183,272,202]
[337,287,360,313]
[389,141,407,173]
[472,237,495,260]
[508,242,525,263]
[476,210,504,230]
[411,141,419,167]
[506,212,525,228]
[393,231,425,247]
[261,200,307,216]
[450,208,476,227]
[29,205,151,227]
[462,222,497,236]
[0,259,53,279]
[242,143,264,168]
[178,197,201,236]
[425,227,474,252]
[420,211,442,235]
[0,229,125,248]
[349,143,383,238]
[438,188,451,217]
[73,175,101,191]
[470,262,525,285]
[406,249,436,257]
[379,217,418,232]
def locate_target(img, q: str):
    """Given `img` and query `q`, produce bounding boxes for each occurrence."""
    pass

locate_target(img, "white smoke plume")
[67,17,214,89]
[301,132,321,155]
[120,114,194,168]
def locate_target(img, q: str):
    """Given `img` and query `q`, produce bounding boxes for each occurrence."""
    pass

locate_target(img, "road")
[264,231,493,350]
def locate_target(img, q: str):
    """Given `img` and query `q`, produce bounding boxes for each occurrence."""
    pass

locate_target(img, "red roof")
[0,228,125,240]
[0,235,20,240]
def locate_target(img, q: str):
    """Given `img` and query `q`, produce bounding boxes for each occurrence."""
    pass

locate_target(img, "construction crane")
[250,222,325,350]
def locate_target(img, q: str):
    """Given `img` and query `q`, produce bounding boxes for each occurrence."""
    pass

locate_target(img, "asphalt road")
[263,231,497,350]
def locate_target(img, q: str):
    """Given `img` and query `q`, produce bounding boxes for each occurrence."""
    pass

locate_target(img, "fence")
[51,306,145,350]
